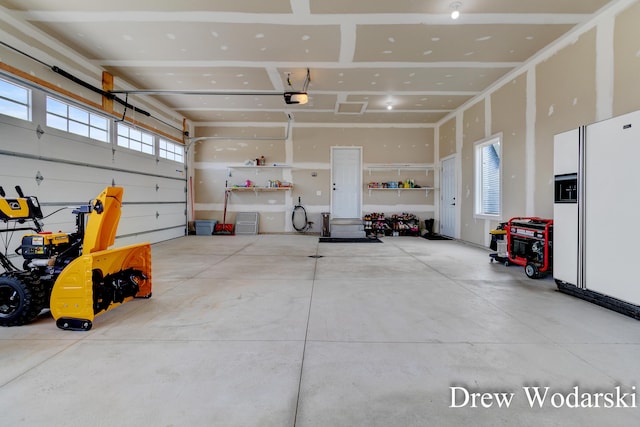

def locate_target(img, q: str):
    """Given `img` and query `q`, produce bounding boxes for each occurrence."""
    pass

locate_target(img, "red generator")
[506,217,553,279]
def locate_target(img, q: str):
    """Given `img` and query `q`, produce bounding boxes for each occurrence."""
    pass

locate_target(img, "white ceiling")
[0,0,616,126]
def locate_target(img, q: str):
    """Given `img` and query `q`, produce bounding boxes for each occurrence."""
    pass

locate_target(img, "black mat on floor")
[422,234,452,240]
[319,237,382,243]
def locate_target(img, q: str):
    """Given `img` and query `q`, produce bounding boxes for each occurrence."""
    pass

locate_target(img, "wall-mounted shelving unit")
[366,163,434,176]
[226,186,293,193]
[365,163,435,197]
[365,186,434,197]
[226,165,293,195]
[228,165,292,175]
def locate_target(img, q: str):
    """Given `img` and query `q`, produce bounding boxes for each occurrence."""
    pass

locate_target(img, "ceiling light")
[450,2,462,20]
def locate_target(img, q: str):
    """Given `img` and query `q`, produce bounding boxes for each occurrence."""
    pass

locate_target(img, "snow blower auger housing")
[0,185,152,331]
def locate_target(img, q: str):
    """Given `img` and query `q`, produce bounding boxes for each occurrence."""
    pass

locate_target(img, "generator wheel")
[525,262,540,279]
[0,276,42,326]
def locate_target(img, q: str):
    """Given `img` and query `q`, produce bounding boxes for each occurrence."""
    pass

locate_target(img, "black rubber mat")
[319,237,382,243]
[421,234,452,240]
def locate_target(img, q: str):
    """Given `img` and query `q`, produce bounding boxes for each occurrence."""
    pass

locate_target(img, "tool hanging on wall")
[292,196,313,232]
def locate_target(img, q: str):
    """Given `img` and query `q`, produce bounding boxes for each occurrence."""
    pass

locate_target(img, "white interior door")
[440,156,456,237]
[331,147,362,219]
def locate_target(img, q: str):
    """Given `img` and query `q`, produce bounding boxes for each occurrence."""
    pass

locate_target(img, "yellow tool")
[0,185,152,330]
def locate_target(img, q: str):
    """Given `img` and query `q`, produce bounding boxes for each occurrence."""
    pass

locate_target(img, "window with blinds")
[474,136,501,218]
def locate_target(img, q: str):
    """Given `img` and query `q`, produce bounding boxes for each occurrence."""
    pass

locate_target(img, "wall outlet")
[316,190,322,196]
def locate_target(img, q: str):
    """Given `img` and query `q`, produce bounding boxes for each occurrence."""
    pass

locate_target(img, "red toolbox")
[506,217,553,279]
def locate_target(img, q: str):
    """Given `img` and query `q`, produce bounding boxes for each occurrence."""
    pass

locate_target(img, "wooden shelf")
[227,165,293,189]
[227,186,292,193]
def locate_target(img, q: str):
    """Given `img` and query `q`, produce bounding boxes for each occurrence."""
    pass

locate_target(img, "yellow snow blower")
[0,185,152,330]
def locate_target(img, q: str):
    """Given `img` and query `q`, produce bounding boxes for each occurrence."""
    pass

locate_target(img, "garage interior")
[1,1,640,426]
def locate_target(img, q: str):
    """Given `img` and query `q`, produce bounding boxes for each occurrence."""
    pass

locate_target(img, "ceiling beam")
[16,11,591,26]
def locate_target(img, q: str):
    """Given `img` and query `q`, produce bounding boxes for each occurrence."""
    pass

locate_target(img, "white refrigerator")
[553,110,640,318]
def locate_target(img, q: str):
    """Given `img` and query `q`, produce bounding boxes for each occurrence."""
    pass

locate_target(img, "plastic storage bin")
[195,220,217,235]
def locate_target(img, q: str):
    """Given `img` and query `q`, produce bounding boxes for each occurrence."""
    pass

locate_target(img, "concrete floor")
[1,234,639,426]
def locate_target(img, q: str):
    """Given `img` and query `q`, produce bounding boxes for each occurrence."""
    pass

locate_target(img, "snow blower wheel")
[0,276,44,327]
